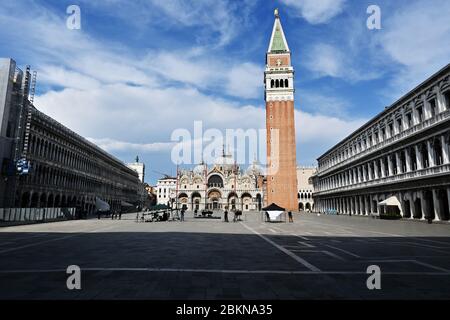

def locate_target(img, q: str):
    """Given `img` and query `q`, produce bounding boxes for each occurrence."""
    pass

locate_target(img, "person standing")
[288,211,293,223]
[180,209,185,222]
[224,210,229,222]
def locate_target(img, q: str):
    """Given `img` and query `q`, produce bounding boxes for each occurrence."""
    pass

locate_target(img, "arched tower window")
[285,79,288,88]
[275,79,279,88]
[271,79,274,88]
[280,79,284,88]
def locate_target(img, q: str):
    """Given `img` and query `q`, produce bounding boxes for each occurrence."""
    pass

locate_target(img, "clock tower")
[265,9,298,211]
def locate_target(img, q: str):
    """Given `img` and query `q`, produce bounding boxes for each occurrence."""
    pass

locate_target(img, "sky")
[1,0,449,184]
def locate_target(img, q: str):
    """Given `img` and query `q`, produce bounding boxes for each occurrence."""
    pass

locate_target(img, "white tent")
[267,211,284,221]
[378,196,401,207]
[95,197,110,212]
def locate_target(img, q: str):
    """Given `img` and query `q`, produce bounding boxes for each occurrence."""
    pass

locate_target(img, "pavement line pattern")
[0,267,449,276]
[0,224,117,255]
[324,244,361,258]
[241,222,321,272]
[365,259,450,273]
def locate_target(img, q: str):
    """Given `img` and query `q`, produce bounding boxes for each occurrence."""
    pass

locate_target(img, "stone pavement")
[0,211,449,299]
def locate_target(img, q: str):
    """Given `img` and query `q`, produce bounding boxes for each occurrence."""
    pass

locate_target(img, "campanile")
[265,9,298,211]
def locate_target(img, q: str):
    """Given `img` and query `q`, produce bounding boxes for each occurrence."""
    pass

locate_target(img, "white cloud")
[377,0,450,97]
[281,0,346,24]
[303,43,380,82]
[87,138,174,153]
[225,63,263,99]
[298,90,351,117]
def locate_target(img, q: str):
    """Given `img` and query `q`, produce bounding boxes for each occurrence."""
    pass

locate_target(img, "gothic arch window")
[271,79,274,88]
[285,79,288,88]
[275,79,279,88]
[280,79,284,88]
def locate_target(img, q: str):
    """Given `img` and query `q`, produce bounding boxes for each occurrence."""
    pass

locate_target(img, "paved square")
[1,212,450,299]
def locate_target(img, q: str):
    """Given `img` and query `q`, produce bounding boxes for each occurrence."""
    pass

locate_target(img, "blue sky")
[1,0,449,184]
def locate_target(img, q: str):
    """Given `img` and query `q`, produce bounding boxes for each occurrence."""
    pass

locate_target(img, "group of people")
[96,210,121,220]
[223,209,243,222]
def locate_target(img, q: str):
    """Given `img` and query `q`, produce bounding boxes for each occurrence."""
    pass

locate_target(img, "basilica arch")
[207,189,222,210]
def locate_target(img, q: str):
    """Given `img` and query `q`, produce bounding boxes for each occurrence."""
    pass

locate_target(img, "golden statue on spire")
[274,8,279,18]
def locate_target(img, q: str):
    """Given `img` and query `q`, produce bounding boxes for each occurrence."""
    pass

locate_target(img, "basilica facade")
[175,153,264,212]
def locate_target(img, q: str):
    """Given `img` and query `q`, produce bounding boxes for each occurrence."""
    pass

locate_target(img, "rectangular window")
[429,99,437,117]
[406,113,412,127]
[444,91,450,109]
[417,106,423,122]
[397,118,402,132]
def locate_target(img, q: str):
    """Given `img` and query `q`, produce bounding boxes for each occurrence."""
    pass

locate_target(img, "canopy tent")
[378,196,401,207]
[262,203,286,211]
[121,201,134,207]
[95,197,110,212]
[262,203,286,222]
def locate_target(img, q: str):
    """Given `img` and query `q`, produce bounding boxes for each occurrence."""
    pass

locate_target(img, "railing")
[0,207,76,223]
[315,163,450,196]
[318,109,450,176]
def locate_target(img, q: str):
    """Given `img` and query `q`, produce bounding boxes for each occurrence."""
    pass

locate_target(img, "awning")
[95,197,110,212]
[262,203,286,211]
[378,196,401,207]
[121,201,134,207]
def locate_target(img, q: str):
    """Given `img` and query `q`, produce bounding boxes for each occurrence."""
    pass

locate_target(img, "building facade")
[297,166,316,212]
[264,9,298,211]
[16,106,140,213]
[156,176,177,207]
[171,153,264,212]
[0,58,140,214]
[312,64,450,221]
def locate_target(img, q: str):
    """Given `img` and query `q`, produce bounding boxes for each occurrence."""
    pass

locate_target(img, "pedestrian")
[288,211,293,223]
[224,210,228,222]
[119,212,122,220]
[180,209,185,222]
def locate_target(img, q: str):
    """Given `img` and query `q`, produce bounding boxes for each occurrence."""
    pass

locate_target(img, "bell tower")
[265,9,298,211]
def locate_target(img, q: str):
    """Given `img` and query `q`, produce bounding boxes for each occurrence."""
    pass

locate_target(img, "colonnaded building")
[160,152,265,212]
[0,58,141,215]
[312,64,450,221]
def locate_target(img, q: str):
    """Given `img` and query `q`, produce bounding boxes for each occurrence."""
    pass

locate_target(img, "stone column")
[410,192,417,219]
[432,189,442,221]
[415,145,423,170]
[381,158,386,178]
[420,191,427,220]
[442,134,449,164]
[427,140,435,167]
[362,165,367,182]
[365,196,369,215]
[398,192,404,217]
[388,154,394,176]
[374,160,379,179]
[396,152,402,174]
[368,164,372,180]
[359,196,364,215]
[405,149,411,172]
